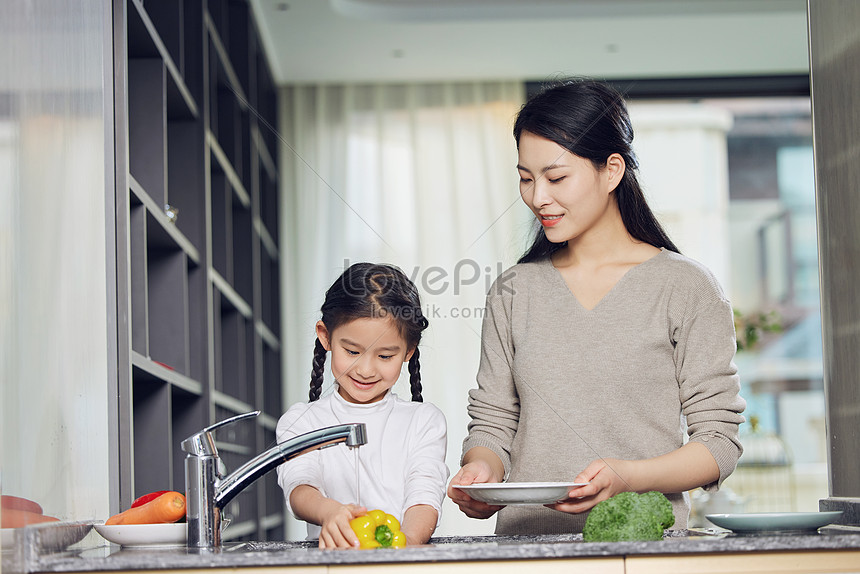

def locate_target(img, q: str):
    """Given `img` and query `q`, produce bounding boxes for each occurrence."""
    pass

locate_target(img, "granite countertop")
[5,524,860,574]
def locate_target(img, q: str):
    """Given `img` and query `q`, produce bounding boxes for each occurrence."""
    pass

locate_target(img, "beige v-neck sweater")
[461,249,746,534]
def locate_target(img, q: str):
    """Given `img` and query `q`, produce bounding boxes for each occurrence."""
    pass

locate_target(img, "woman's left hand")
[546,458,632,514]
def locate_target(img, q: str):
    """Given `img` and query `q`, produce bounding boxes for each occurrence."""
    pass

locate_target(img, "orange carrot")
[105,491,186,525]
[1,495,44,515]
[1,508,59,528]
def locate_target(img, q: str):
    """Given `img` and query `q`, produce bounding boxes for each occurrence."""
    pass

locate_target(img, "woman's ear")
[315,321,331,351]
[605,153,626,192]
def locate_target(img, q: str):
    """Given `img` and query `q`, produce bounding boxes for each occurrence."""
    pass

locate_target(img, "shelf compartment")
[260,243,280,337]
[166,120,206,252]
[182,0,204,109]
[143,0,181,78]
[233,190,253,304]
[261,336,282,418]
[128,58,167,206]
[132,350,202,395]
[210,140,253,300]
[205,7,249,112]
[204,1,229,60]
[146,213,191,375]
[254,48,278,156]
[253,125,278,183]
[186,261,207,384]
[212,287,255,405]
[227,1,250,96]
[130,175,200,263]
[129,198,149,357]
[208,31,252,191]
[208,131,250,206]
[211,163,229,280]
[128,0,199,119]
[255,218,278,262]
[132,378,172,498]
[238,107,251,193]
[214,82,237,169]
[210,268,252,318]
[256,135,279,245]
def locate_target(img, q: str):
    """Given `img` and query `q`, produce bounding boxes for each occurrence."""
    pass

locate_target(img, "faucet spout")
[182,414,367,549]
[214,423,368,509]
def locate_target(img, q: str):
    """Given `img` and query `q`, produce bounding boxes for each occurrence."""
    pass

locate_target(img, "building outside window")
[626,93,822,523]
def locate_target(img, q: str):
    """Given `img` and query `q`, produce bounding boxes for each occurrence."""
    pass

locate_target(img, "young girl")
[448,79,746,534]
[276,263,448,548]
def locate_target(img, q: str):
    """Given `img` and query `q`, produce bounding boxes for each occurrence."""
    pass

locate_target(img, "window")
[597,77,824,522]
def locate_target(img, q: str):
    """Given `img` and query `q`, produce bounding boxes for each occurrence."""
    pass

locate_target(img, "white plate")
[452,482,588,505]
[94,523,186,547]
[705,511,843,533]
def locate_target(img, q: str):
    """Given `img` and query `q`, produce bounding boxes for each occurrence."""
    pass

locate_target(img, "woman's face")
[316,317,413,404]
[517,131,620,246]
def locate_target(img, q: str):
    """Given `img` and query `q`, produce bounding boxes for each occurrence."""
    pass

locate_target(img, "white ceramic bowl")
[94,522,186,547]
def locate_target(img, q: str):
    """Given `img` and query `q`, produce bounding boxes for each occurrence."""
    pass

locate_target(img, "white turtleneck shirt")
[276,388,449,540]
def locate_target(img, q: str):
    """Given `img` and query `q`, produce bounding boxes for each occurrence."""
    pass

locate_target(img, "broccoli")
[582,491,675,542]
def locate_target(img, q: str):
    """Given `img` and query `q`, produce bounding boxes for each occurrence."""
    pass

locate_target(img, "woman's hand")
[547,458,631,515]
[447,458,504,519]
[549,443,722,515]
[318,503,366,549]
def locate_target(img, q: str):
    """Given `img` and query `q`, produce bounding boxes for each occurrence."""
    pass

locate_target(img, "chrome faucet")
[181,410,367,549]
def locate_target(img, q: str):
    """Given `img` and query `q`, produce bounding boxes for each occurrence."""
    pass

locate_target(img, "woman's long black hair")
[309,263,429,402]
[514,79,679,263]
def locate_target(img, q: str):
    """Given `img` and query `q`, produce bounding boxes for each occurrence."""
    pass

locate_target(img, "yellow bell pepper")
[349,509,407,549]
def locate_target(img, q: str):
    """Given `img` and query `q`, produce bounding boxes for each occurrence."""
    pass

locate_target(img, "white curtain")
[278,81,527,537]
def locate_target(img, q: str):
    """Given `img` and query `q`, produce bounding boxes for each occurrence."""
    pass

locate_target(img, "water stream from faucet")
[353,446,362,507]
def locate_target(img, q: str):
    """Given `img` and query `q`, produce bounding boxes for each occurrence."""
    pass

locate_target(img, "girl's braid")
[309,338,327,401]
[408,347,423,402]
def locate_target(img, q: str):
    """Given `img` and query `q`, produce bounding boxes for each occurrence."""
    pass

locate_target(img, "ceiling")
[249,0,809,86]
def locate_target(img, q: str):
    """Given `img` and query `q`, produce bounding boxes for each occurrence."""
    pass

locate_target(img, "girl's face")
[316,317,414,405]
[517,131,623,246]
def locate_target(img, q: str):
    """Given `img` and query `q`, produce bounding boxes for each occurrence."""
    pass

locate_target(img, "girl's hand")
[318,503,366,549]
[547,458,631,515]
[447,460,504,519]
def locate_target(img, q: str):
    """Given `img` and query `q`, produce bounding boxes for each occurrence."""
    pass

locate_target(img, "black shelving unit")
[114,0,283,542]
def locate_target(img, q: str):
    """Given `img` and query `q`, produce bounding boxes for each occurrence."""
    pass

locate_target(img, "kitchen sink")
[222,531,708,552]
[224,540,316,552]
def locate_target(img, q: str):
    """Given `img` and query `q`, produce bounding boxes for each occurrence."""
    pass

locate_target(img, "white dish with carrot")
[94,490,187,547]
[94,522,186,547]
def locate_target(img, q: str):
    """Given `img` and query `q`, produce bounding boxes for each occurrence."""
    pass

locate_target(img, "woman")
[447,79,746,534]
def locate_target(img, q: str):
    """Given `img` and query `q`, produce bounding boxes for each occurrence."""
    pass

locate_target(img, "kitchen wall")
[0,0,113,524]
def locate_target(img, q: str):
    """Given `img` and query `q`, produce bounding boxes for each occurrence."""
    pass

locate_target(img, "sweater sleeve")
[672,282,747,491]
[461,269,521,478]
[275,404,326,517]
[402,404,449,526]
